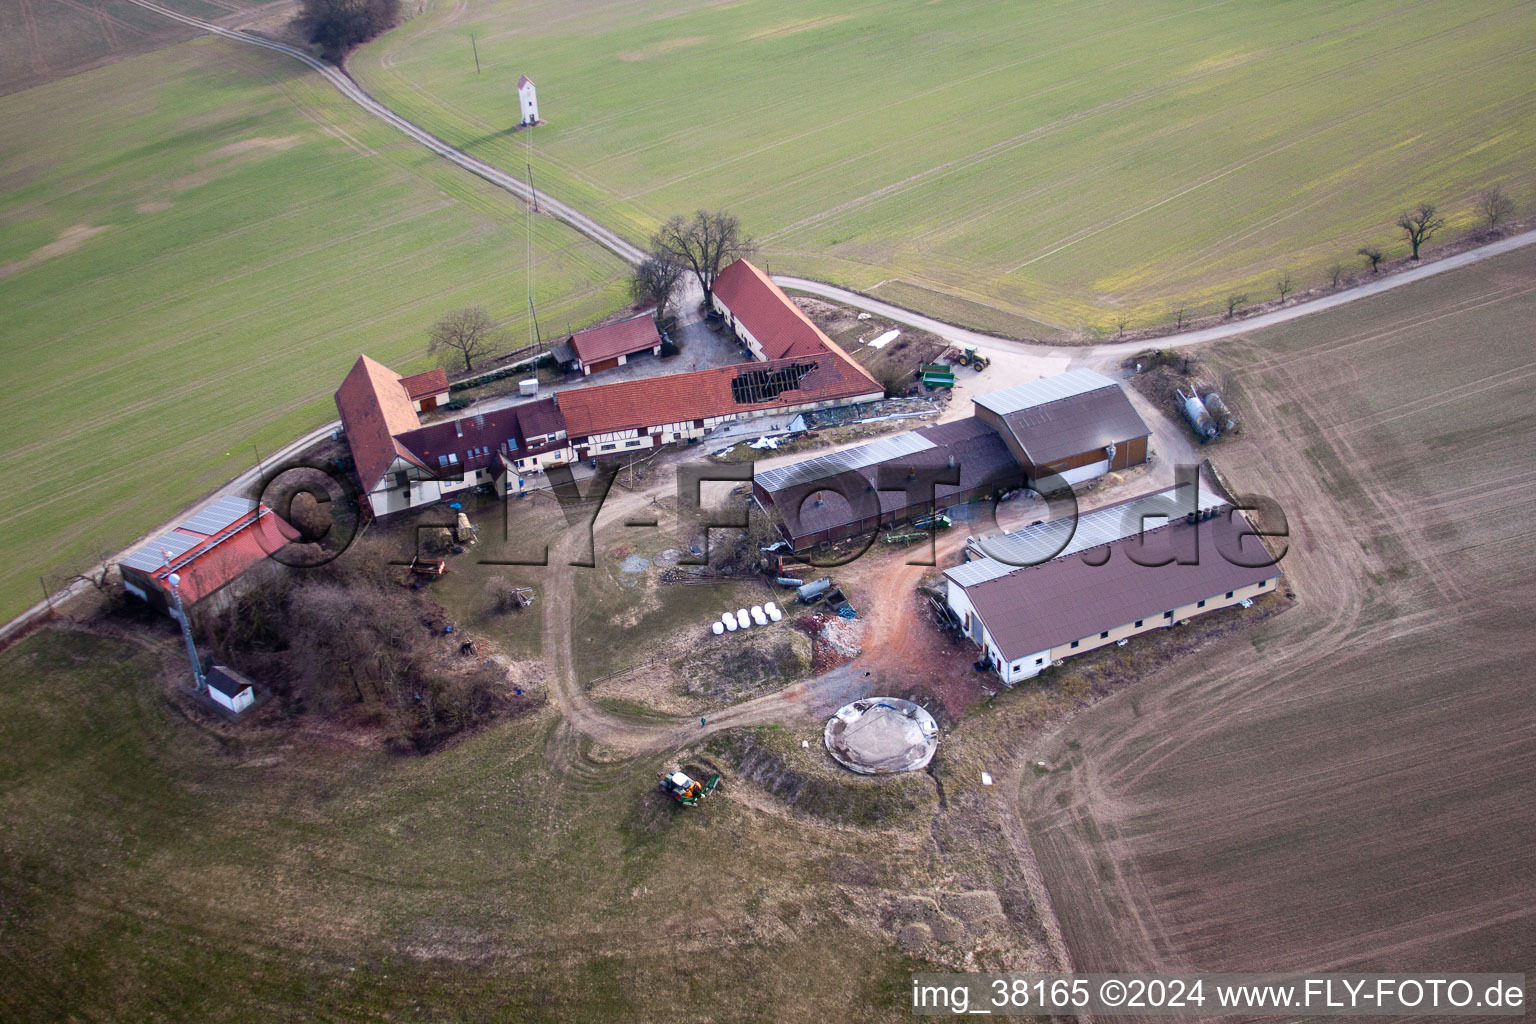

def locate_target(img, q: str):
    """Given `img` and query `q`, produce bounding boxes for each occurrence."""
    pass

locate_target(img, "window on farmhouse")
[1100,631,1109,639]
[1198,599,1206,608]
[1070,640,1079,649]
[1226,591,1234,599]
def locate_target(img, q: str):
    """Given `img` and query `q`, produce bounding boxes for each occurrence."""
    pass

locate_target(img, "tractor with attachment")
[658,769,720,806]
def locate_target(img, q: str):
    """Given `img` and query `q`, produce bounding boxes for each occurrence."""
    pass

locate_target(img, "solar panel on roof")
[180,495,257,537]
[755,432,935,492]
[972,368,1117,416]
[121,530,203,572]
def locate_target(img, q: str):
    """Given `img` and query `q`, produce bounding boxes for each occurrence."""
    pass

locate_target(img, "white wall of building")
[519,81,539,124]
[948,575,1279,685]
[210,685,254,713]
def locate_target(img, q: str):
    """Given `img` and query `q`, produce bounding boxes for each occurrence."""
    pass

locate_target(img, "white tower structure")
[518,75,539,126]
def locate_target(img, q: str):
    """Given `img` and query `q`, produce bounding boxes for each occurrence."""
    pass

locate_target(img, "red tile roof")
[398,367,448,401]
[714,259,846,360]
[123,505,300,606]
[568,313,662,366]
[335,355,424,492]
[518,75,534,89]
[556,350,882,439]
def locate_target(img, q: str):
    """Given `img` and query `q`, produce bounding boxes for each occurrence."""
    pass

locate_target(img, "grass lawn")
[0,625,922,1022]
[0,36,630,622]
[352,0,1536,332]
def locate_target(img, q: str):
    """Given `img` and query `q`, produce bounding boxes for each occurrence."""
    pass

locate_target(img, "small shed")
[206,664,257,713]
[564,313,662,375]
[518,75,539,126]
[399,368,450,412]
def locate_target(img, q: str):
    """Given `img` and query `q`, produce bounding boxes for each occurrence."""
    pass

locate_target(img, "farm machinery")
[917,362,955,388]
[658,769,720,806]
[939,345,991,371]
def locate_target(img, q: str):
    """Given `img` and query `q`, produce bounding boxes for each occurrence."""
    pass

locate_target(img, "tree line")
[300,0,400,62]
[1201,185,1517,327]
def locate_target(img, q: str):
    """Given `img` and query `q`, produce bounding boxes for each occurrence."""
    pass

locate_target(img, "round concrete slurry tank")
[824,698,939,774]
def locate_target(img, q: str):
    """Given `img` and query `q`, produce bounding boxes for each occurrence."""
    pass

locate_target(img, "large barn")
[971,369,1150,488]
[944,483,1282,683]
[752,417,1021,550]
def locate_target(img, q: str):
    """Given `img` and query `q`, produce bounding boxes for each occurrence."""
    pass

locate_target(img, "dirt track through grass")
[1023,244,1536,975]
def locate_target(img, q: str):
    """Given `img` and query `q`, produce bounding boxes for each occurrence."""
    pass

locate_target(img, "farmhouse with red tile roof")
[333,260,884,517]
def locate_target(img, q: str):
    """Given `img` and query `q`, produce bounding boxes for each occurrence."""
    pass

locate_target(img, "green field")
[353,0,1536,333]
[0,627,917,1022]
[0,36,629,622]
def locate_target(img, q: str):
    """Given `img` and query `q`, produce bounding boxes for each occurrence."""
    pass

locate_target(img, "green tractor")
[658,769,720,806]
[956,346,991,370]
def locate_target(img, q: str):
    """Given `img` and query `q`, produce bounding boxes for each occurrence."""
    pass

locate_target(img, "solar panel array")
[180,496,257,538]
[121,530,203,572]
[120,496,258,574]
[945,484,1224,588]
[755,431,936,493]
[972,368,1117,416]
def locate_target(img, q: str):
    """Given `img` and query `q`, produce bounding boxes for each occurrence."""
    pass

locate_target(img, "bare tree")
[1328,263,1345,288]
[1173,306,1187,330]
[631,253,685,321]
[1478,184,1514,232]
[1225,293,1248,318]
[1357,245,1385,274]
[301,0,400,62]
[650,210,755,306]
[1276,273,1293,301]
[428,307,506,373]
[1396,202,1443,261]
[1116,318,1129,337]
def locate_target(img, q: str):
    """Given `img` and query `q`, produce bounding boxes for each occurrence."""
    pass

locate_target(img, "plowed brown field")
[1024,246,1536,976]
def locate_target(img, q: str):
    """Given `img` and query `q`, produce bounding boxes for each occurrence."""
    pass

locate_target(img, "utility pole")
[526,161,538,213]
[40,577,54,618]
[253,442,265,479]
[167,571,206,692]
[529,296,543,347]
[470,34,480,74]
